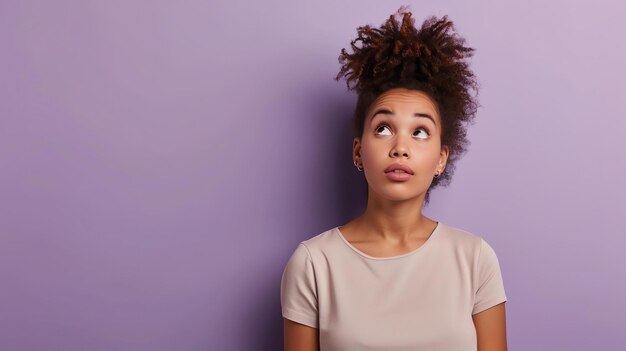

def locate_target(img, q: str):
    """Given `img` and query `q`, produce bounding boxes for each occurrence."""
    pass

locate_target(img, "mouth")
[384,163,414,175]
[383,163,413,182]
[384,169,412,181]
[385,172,413,182]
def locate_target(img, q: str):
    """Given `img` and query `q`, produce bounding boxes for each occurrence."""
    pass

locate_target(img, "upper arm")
[281,244,320,350]
[284,318,319,351]
[472,302,507,351]
[281,244,319,327]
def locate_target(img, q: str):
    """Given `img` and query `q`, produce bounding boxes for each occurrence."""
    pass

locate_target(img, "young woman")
[281,7,508,351]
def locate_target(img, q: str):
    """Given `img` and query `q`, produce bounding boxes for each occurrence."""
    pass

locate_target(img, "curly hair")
[335,6,479,205]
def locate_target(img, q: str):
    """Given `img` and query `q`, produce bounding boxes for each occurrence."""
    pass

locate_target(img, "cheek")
[420,151,441,169]
[359,140,378,163]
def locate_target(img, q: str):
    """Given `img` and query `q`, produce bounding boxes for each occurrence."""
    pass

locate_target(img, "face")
[353,88,449,202]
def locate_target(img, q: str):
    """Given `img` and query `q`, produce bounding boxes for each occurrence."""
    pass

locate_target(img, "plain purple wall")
[2,0,625,350]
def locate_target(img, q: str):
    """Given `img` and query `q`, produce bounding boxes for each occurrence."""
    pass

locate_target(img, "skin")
[284,88,507,351]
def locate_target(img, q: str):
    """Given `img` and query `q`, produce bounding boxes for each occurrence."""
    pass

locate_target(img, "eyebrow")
[370,108,436,126]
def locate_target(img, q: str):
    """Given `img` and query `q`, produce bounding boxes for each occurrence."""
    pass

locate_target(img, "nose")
[389,135,410,158]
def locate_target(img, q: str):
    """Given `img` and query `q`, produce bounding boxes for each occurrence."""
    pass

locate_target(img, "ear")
[438,145,449,173]
[353,137,361,161]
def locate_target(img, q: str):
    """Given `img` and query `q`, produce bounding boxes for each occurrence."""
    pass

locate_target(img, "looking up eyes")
[373,122,431,139]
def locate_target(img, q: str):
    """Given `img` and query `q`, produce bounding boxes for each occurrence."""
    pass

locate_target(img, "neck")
[358,187,431,242]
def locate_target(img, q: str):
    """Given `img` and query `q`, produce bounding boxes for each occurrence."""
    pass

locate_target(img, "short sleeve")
[280,243,318,328]
[472,238,508,315]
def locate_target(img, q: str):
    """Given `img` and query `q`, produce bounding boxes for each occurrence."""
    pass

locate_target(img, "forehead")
[368,88,439,117]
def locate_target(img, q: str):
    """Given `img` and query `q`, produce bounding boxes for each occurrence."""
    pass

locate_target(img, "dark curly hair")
[335,6,479,205]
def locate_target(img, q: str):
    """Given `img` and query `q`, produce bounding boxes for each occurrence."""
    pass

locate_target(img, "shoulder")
[437,222,484,249]
[438,223,504,267]
[436,222,505,263]
[282,227,339,262]
[297,227,338,256]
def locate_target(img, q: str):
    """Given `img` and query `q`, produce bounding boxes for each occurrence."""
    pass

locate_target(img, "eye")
[413,128,430,139]
[374,123,392,136]
[375,122,430,139]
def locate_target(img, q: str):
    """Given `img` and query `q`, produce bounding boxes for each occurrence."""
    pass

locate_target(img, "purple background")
[2,0,625,350]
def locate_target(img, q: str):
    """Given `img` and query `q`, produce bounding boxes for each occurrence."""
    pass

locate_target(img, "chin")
[370,185,425,202]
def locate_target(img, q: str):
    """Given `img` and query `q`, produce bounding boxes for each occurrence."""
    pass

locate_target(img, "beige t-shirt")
[280,221,507,350]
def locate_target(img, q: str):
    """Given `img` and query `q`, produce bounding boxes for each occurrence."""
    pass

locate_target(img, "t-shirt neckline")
[334,221,442,261]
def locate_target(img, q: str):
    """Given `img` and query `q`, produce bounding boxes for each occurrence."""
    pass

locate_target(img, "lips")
[384,163,414,175]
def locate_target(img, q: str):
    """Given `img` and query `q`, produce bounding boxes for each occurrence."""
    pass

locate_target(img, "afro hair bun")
[335,5,478,97]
